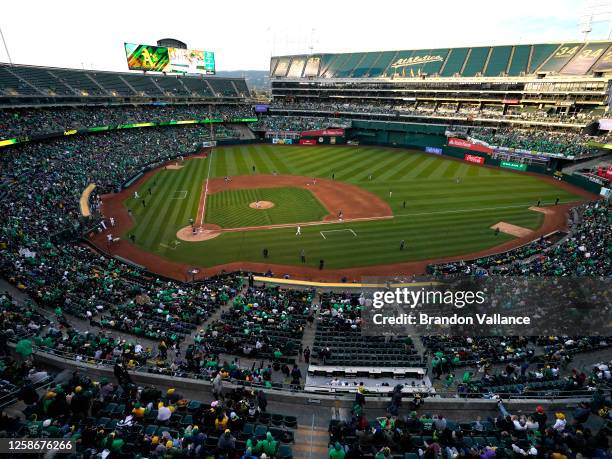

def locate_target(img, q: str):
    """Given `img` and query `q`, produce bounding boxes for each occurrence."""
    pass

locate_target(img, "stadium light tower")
[0,25,12,65]
[581,15,593,41]
[580,0,612,40]
[309,28,316,55]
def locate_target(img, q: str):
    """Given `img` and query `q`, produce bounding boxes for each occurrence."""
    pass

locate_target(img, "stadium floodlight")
[0,25,12,66]
[580,0,612,39]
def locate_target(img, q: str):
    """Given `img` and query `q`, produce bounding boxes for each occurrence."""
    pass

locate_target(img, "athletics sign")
[390,55,444,68]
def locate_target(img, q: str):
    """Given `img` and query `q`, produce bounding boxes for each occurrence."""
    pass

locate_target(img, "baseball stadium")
[0,3,611,458]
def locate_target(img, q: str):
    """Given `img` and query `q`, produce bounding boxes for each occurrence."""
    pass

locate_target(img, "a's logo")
[390,55,444,68]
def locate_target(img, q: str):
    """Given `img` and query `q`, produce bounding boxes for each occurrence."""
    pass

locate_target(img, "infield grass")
[205,187,328,228]
[123,145,583,270]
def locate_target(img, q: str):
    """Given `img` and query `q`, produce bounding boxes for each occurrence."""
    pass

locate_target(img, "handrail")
[18,341,607,401]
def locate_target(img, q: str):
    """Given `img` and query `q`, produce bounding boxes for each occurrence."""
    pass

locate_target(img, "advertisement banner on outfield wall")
[299,139,317,145]
[272,138,293,145]
[424,146,443,155]
[500,160,528,171]
[463,153,485,165]
[448,137,493,155]
[301,128,345,137]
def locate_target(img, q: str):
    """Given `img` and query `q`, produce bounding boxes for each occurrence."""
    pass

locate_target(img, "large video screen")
[124,43,215,75]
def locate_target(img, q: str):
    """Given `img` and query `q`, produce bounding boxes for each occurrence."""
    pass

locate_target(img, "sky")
[1,0,612,72]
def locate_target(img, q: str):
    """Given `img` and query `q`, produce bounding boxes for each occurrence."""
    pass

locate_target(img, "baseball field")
[114,144,584,274]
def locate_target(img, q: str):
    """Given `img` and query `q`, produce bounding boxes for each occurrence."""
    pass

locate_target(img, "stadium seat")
[284,415,297,428]
[255,425,268,440]
[278,444,293,459]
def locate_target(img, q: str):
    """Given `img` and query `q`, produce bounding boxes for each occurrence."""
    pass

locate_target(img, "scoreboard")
[124,43,215,75]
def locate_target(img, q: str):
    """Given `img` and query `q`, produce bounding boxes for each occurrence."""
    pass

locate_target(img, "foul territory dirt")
[490,222,533,238]
[89,153,598,283]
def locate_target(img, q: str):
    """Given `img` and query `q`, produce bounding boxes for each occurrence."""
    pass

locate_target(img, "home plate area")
[320,228,358,239]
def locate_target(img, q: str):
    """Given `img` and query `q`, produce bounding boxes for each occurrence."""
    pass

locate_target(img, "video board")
[124,43,215,74]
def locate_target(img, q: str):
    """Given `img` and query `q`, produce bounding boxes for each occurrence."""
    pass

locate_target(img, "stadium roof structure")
[0,62,250,104]
[271,41,612,79]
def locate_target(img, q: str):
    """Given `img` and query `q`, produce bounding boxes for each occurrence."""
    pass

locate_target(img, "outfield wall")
[347,121,603,195]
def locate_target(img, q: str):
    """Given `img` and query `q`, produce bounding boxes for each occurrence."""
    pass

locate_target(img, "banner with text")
[301,128,345,137]
[299,139,317,145]
[500,160,528,171]
[360,276,611,337]
[449,137,493,155]
[424,146,443,155]
[463,153,485,165]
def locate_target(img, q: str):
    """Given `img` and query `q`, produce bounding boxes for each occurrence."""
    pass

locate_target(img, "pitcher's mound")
[490,222,533,238]
[249,201,275,210]
[176,224,222,241]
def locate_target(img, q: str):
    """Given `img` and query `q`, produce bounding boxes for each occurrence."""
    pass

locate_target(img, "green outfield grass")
[123,144,583,270]
[205,187,328,228]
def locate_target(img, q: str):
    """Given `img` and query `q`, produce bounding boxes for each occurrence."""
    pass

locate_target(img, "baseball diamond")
[91,144,590,281]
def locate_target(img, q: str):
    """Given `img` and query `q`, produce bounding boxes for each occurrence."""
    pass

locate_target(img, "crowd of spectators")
[200,285,312,361]
[0,104,254,139]
[270,101,599,125]
[0,362,295,458]
[0,125,248,346]
[328,395,609,458]
[0,123,608,397]
[471,127,604,158]
[251,115,351,132]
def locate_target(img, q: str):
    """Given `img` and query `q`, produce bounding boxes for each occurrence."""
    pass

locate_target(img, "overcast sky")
[1,0,611,72]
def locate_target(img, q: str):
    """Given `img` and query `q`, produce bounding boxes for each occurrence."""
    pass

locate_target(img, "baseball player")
[296,226,302,236]
[110,217,115,227]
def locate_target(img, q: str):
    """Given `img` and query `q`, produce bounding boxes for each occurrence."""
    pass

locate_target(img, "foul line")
[393,201,575,218]
[320,228,357,239]
[220,216,390,233]
[198,150,214,226]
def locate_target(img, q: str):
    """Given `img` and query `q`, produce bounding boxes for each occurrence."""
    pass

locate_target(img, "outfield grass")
[123,145,582,270]
[205,187,328,228]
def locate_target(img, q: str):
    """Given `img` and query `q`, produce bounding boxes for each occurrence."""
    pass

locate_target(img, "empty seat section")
[91,72,135,96]
[0,66,40,95]
[120,74,164,96]
[51,69,105,96]
[153,76,191,96]
[180,77,214,97]
[207,79,237,97]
